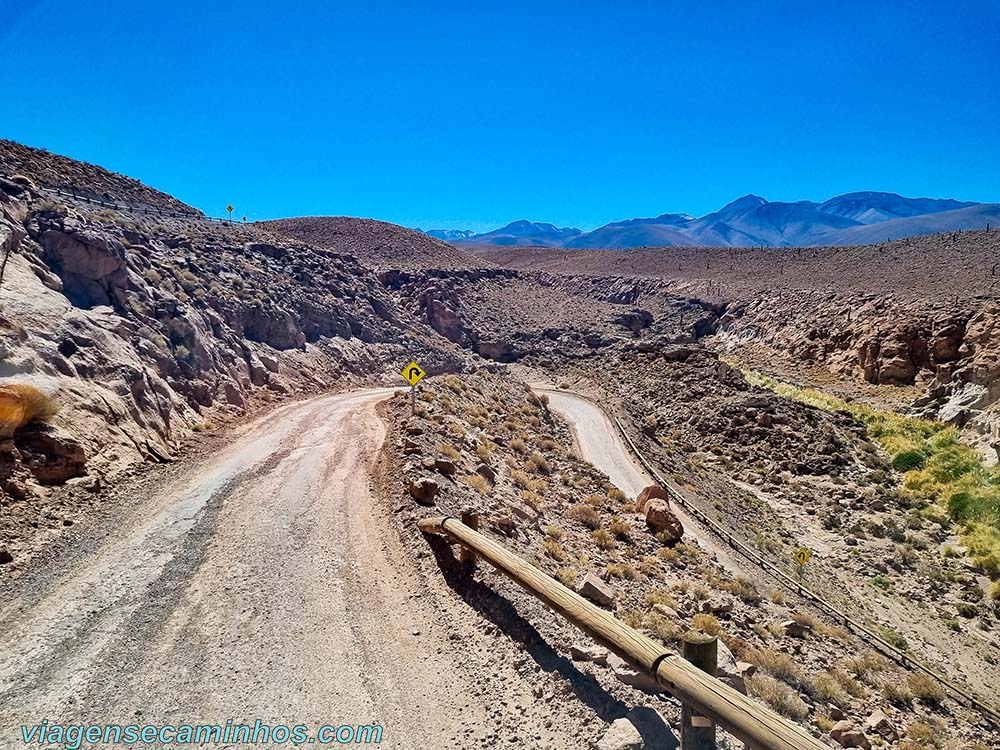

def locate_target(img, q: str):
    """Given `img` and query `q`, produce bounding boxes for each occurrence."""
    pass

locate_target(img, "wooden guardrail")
[609,411,1000,727]
[419,515,829,750]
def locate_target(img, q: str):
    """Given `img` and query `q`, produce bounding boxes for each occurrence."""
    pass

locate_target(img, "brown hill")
[265,216,492,271]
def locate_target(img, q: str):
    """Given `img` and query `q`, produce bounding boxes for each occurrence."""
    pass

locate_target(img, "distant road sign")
[227,204,234,213]
[402,362,426,386]
[793,547,812,565]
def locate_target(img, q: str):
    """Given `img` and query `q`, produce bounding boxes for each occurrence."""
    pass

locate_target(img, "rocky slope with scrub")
[381,371,999,749]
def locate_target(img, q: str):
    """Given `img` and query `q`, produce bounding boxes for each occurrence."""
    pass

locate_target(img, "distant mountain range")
[423,192,1000,249]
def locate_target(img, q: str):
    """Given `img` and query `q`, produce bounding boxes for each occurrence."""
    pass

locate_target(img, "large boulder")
[39,228,129,309]
[863,710,898,743]
[635,484,669,514]
[645,499,683,541]
[16,424,87,485]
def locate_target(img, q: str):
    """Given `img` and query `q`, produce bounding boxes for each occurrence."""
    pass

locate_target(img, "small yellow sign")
[793,547,812,565]
[402,361,426,386]
[227,204,234,214]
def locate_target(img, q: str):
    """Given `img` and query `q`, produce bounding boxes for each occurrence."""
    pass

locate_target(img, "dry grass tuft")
[0,384,59,430]
[746,675,809,720]
[461,474,490,495]
[569,503,601,529]
[689,613,722,636]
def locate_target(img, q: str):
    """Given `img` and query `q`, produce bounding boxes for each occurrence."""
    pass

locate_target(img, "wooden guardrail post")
[682,632,717,750]
[459,509,479,567]
[417,516,829,750]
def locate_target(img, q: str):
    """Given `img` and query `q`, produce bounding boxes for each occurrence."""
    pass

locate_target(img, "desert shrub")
[511,469,533,490]
[880,627,909,651]
[881,676,914,705]
[639,555,662,578]
[555,567,576,587]
[742,646,804,687]
[0,384,59,430]
[543,538,565,561]
[906,672,945,704]
[893,450,926,471]
[606,562,638,579]
[644,588,677,609]
[608,515,631,539]
[746,675,809,720]
[461,474,490,495]
[622,609,643,628]
[809,672,850,706]
[718,576,761,604]
[592,528,615,550]
[899,722,941,750]
[438,443,460,459]
[509,438,527,453]
[608,487,626,502]
[689,613,722,636]
[845,651,891,685]
[644,612,682,642]
[522,491,542,510]
[569,503,601,529]
[545,525,564,540]
[525,452,550,474]
[584,493,607,508]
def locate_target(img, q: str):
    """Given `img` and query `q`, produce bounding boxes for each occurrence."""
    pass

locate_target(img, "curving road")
[539,388,745,573]
[0,389,492,749]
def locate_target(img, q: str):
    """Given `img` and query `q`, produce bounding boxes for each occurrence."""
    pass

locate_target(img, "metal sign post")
[401,361,426,415]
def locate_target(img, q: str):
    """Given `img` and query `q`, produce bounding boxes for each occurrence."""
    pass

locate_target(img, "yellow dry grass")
[0,384,58,430]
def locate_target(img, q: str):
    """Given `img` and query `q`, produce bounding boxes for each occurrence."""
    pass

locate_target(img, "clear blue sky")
[2,1,998,231]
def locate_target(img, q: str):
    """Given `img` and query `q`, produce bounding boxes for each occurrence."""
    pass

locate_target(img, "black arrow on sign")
[408,367,421,379]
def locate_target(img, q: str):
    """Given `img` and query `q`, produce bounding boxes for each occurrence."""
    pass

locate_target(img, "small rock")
[434,458,457,476]
[577,572,615,607]
[569,644,609,665]
[408,477,439,506]
[781,619,812,638]
[607,653,663,694]
[596,718,643,750]
[476,463,496,483]
[830,720,871,749]
[651,603,678,619]
[0,548,12,564]
[863,710,898,742]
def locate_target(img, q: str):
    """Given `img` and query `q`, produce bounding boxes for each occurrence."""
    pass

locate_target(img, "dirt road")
[0,389,492,748]
[540,388,746,574]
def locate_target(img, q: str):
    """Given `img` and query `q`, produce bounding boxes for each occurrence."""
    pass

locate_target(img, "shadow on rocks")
[423,532,681,750]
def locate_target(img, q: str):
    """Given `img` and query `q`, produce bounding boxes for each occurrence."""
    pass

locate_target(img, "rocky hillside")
[0,145,469,571]
[484,234,1000,443]
[382,371,1000,749]
[0,140,199,215]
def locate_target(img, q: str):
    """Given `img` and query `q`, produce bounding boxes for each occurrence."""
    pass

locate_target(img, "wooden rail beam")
[418,515,828,750]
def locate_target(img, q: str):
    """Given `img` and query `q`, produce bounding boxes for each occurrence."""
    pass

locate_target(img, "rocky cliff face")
[0,173,463,511]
